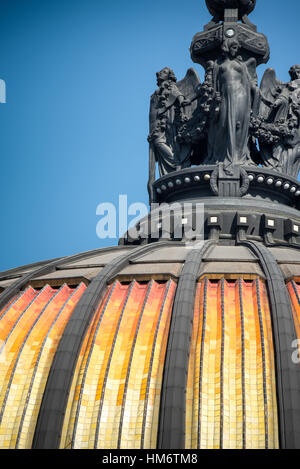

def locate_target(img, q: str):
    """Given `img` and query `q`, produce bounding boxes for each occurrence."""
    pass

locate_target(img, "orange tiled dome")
[0,242,300,449]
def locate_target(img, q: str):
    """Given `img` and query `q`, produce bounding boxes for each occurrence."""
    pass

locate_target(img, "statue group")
[148,0,300,198]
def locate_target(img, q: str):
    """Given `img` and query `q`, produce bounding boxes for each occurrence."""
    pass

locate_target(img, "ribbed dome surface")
[0,283,86,448]
[0,242,300,448]
[186,278,278,449]
[61,279,176,450]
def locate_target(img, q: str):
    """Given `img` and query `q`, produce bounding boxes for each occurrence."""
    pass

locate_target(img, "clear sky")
[0,0,299,270]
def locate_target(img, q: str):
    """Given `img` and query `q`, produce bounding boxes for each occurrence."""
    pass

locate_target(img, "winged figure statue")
[148,67,201,201]
[255,65,300,176]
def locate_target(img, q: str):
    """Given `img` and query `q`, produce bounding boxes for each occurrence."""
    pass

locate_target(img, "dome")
[1,0,300,450]
[0,239,300,449]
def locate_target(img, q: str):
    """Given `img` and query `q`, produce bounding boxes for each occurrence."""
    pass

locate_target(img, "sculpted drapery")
[206,39,256,171]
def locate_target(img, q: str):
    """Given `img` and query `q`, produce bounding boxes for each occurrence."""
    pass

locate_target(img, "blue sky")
[0,0,299,270]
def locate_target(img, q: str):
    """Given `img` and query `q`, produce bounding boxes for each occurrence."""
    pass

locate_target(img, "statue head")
[221,38,241,58]
[289,65,300,81]
[156,67,177,86]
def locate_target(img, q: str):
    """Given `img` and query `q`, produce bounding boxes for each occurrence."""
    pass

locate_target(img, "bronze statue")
[148,67,200,201]
[147,0,300,201]
[148,68,187,177]
[205,38,257,170]
[255,65,300,176]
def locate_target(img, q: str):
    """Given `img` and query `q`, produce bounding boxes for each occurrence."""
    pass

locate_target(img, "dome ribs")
[0,246,135,314]
[0,286,58,430]
[0,283,86,449]
[69,281,118,449]
[186,277,278,449]
[157,241,216,449]
[238,241,300,449]
[15,283,86,449]
[140,280,174,449]
[60,285,110,450]
[116,281,151,449]
[95,281,141,449]
[238,278,246,448]
[254,278,269,448]
[219,278,225,449]
[59,279,176,449]
[32,241,181,449]
[197,278,207,449]
[0,241,298,448]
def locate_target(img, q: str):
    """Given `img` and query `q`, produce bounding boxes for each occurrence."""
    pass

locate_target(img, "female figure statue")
[206,38,256,171]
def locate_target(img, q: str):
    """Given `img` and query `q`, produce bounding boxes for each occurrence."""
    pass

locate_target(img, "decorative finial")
[205,0,256,19]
